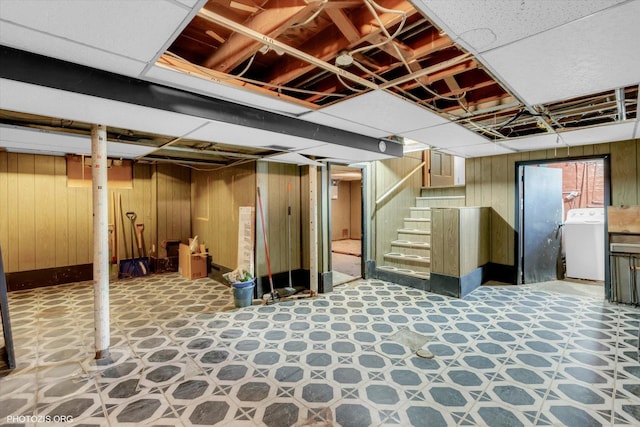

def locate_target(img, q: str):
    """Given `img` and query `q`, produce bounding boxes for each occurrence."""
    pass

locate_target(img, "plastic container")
[232,279,255,308]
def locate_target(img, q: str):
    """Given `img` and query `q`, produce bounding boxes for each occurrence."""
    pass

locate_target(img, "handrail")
[375,161,425,207]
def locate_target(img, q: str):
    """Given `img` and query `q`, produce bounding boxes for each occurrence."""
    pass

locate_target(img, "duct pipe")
[615,87,626,121]
[91,124,110,360]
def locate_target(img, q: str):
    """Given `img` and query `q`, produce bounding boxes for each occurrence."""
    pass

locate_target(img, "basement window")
[66,155,133,188]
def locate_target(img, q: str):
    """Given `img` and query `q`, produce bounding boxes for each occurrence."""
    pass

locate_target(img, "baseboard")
[6,264,93,292]
[256,269,310,297]
[372,268,430,292]
[431,265,486,298]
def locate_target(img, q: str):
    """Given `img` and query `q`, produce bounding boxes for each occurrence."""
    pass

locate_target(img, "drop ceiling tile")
[260,153,322,166]
[502,133,563,152]
[0,0,189,62]
[401,122,487,149]
[465,122,635,156]
[298,111,390,138]
[318,90,448,134]
[108,141,158,158]
[480,1,640,105]
[297,144,392,162]
[186,121,323,150]
[0,21,146,77]
[559,121,636,146]
[0,124,155,158]
[0,79,208,138]
[145,65,311,116]
[416,0,626,52]
[439,142,515,158]
[174,0,203,8]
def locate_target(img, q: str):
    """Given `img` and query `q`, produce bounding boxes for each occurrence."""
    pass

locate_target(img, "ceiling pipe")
[615,87,627,121]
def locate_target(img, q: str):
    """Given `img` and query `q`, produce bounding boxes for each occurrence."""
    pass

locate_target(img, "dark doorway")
[329,165,363,285]
[516,156,610,296]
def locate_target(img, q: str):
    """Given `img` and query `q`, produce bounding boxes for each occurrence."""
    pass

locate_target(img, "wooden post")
[91,124,110,359]
[309,165,318,294]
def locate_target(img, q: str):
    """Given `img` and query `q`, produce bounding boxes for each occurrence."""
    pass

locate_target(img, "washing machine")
[564,208,605,281]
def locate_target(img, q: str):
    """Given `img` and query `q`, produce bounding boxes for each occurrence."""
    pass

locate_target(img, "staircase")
[377,204,432,280]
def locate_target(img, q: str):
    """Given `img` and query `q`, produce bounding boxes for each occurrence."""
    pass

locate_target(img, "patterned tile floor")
[1,274,640,426]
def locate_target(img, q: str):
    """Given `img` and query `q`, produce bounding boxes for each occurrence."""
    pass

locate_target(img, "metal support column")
[91,124,110,359]
[309,165,318,294]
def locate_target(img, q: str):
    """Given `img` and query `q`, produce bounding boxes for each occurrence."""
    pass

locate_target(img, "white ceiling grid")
[416,0,628,53]
[0,0,638,160]
[401,122,488,150]
[297,111,392,139]
[439,143,515,158]
[557,121,636,146]
[417,0,640,106]
[0,79,209,138]
[0,0,196,78]
[185,120,328,151]
[0,124,156,158]
[315,91,449,135]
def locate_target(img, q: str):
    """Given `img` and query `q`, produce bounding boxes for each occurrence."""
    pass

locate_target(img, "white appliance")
[564,208,605,281]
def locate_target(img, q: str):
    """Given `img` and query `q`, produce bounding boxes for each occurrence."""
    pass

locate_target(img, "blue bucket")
[233,279,255,308]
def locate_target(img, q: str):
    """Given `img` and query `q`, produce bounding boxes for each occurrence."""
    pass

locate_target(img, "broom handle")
[256,187,275,296]
[287,183,292,287]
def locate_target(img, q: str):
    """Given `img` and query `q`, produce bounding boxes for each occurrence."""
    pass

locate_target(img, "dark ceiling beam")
[0,46,401,158]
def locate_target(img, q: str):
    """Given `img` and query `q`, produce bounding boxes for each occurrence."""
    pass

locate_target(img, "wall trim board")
[6,264,93,292]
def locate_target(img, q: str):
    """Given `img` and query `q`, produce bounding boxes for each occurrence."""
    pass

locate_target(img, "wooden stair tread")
[391,240,430,249]
[397,228,430,235]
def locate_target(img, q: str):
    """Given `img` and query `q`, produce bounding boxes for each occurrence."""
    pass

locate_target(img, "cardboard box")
[178,243,208,280]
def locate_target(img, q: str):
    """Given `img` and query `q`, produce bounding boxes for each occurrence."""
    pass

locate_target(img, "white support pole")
[308,165,318,294]
[91,124,110,359]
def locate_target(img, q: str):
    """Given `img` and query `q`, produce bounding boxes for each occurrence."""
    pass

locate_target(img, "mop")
[276,182,297,297]
[256,187,278,304]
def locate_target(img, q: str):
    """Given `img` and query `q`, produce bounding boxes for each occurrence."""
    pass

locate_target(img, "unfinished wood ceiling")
[160,0,637,142]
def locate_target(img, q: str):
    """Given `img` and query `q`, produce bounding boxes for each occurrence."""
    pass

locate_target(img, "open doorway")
[516,156,610,297]
[330,165,363,285]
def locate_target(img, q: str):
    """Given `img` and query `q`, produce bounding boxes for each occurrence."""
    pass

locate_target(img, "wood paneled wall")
[431,207,489,277]
[418,186,466,207]
[113,164,155,261]
[331,181,352,240]
[350,180,362,240]
[0,153,92,272]
[256,162,302,276]
[466,139,640,266]
[191,163,255,269]
[155,164,191,258]
[372,153,423,266]
[0,152,191,272]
